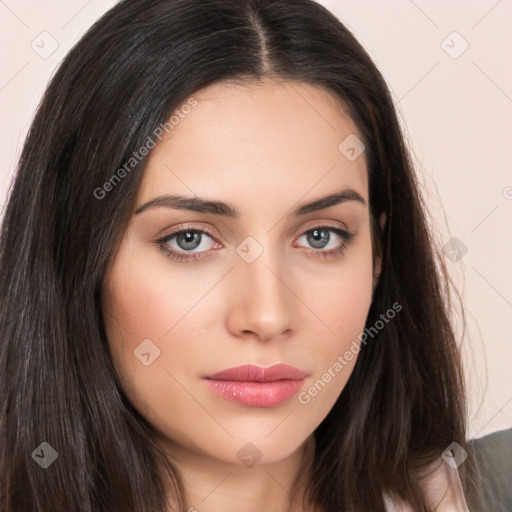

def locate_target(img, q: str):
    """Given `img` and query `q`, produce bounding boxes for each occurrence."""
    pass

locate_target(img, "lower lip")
[203,379,305,407]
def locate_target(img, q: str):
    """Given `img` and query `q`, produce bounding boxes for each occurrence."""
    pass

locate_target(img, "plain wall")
[0,0,511,439]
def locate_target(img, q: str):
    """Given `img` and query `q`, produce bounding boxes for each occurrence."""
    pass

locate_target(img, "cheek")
[299,237,374,404]
[313,236,374,344]
[103,233,219,352]
[101,238,225,421]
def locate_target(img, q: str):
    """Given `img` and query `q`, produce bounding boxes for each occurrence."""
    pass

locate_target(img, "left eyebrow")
[289,188,366,216]
[134,187,366,217]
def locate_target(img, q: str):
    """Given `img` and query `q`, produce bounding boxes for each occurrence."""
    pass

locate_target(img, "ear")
[372,212,387,294]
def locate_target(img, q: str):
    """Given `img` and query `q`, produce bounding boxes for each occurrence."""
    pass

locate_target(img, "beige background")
[1,0,511,439]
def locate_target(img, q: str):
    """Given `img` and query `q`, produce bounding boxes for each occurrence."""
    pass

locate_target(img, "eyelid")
[299,219,350,233]
[162,223,219,241]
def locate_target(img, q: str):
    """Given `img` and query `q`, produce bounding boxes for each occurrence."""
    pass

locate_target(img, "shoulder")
[469,427,512,512]
[419,456,471,511]
[385,428,512,512]
[384,456,470,512]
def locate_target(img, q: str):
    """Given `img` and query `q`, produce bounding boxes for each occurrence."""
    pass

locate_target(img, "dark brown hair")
[0,0,482,510]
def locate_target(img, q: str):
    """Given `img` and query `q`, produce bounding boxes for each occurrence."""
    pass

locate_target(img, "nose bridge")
[229,234,293,340]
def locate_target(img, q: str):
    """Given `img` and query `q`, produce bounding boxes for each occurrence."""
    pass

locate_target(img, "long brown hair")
[0,0,481,510]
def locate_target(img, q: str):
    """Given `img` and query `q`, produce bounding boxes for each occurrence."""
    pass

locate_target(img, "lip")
[203,364,308,408]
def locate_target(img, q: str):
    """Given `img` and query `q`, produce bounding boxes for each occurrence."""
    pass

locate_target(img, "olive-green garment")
[469,427,512,512]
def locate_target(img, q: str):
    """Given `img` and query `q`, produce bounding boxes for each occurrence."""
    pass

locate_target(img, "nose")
[225,248,294,342]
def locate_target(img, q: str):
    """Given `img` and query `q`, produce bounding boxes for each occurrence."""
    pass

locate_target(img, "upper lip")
[204,364,307,382]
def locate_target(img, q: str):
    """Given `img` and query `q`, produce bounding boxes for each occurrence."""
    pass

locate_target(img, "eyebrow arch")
[134,188,366,217]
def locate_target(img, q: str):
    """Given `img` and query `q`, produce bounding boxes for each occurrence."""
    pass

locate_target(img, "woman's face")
[102,79,378,467]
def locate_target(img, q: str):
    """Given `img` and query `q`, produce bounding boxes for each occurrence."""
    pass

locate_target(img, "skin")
[102,78,382,512]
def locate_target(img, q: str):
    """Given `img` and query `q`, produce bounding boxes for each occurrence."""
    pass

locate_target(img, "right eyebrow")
[134,195,240,217]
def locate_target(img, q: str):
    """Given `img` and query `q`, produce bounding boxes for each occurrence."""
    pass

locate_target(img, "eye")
[294,225,355,259]
[157,226,220,263]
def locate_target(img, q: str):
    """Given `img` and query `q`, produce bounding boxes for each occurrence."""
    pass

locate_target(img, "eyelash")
[156,224,355,263]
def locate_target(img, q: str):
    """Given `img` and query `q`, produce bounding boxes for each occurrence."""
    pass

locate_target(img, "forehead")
[138,79,368,208]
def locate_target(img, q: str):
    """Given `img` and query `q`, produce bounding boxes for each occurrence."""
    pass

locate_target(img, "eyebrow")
[134,188,366,217]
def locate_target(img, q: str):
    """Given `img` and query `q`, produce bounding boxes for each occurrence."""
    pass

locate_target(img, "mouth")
[202,364,308,408]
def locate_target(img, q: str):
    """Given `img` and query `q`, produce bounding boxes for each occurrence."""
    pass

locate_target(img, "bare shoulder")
[417,457,470,511]
[385,457,470,512]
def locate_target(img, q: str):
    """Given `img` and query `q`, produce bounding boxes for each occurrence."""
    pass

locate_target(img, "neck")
[158,434,318,512]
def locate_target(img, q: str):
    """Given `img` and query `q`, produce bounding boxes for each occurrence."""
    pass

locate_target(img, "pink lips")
[203,364,307,408]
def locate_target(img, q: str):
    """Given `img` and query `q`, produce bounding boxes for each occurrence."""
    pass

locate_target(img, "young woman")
[0,0,483,510]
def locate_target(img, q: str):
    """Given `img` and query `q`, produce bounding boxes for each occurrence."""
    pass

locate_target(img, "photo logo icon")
[31,442,59,469]
[236,442,263,468]
[236,236,264,264]
[441,31,469,59]
[443,237,468,262]
[134,338,161,366]
[442,442,468,469]
[31,32,59,59]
